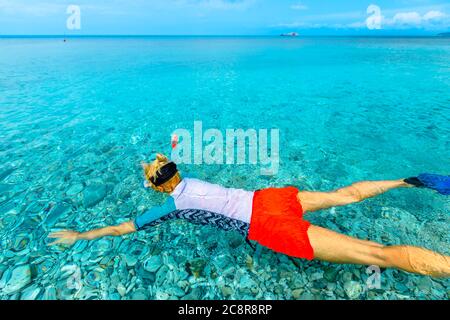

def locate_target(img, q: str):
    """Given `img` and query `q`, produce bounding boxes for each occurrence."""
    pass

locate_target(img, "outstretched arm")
[48,221,136,246]
[48,198,176,246]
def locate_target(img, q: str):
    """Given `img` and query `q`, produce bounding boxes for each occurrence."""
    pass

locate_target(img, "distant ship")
[280,32,299,37]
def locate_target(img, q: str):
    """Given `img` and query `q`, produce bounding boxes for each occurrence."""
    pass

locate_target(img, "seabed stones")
[344,281,364,299]
[0,199,447,301]
[43,286,57,300]
[11,232,33,256]
[123,241,149,267]
[0,265,32,295]
[20,285,41,300]
[66,183,84,196]
[0,160,446,301]
[143,255,162,273]
[85,270,103,288]
[238,274,259,295]
[45,203,71,225]
[131,288,148,300]
[82,184,108,208]
[186,258,207,278]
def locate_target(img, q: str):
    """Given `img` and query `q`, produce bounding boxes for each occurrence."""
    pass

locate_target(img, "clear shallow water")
[0,36,449,300]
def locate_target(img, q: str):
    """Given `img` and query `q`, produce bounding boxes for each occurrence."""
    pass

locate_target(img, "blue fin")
[417,173,450,195]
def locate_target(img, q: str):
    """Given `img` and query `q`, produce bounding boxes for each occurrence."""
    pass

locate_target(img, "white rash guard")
[170,178,254,224]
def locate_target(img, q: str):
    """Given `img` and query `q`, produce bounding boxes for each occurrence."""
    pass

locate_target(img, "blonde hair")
[142,153,181,193]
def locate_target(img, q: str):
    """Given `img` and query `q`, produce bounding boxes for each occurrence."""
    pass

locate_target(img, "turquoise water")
[0,36,449,300]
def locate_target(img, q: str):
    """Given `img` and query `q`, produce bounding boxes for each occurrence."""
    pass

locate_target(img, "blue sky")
[0,0,449,35]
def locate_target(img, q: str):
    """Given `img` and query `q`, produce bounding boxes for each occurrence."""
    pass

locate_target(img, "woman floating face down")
[49,153,450,278]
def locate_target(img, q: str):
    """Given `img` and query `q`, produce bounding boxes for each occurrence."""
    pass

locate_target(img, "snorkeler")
[48,154,450,277]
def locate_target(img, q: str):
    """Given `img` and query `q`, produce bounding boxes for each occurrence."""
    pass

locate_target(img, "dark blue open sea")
[0,36,449,300]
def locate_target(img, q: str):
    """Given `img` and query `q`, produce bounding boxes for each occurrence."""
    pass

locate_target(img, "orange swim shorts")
[248,186,314,260]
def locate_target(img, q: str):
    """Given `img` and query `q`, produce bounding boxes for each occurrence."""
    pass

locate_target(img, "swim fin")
[409,173,450,195]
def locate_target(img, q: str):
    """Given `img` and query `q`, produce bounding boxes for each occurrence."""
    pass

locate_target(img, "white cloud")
[392,11,422,25]
[423,10,446,21]
[276,8,449,31]
[291,3,308,11]
[274,21,308,28]
[0,0,257,18]
[174,0,256,10]
[347,21,366,29]
[386,10,448,28]
[275,0,450,31]
[0,0,64,16]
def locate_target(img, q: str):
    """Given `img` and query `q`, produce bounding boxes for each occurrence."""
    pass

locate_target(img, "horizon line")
[0,34,447,38]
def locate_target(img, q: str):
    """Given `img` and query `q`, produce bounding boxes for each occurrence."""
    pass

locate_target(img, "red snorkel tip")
[171,134,179,149]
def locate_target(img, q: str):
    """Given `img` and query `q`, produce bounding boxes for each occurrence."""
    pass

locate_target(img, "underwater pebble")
[0,183,13,194]
[60,264,79,279]
[327,282,337,292]
[123,254,138,267]
[0,265,6,279]
[20,285,41,300]
[1,265,32,294]
[238,274,258,295]
[187,258,207,277]
[0,167,16,182]
[43,287,57,300]
[182,287,203,300]
[394,282,409,292]
[155,291,170,300]
[292,289,303,299]
[109,293,121,300]
[166,287,186,298]
[1,213,20,230]
[72,240,89,254]
[131,288,148,300]
[84,270,102,288]
[126,277,137,294]
[213,254,234,270]
[342,271,353,282]
[310,271,323,281]
[11,232,32,256]
[220,285,233,298]
[66,183,84,196]
[46,203,70,225]
[82,184,107,208]
[324,267,339,282]
[299,292,315,300]
[177,280,189,290]
[344,281,363,299]
[143,255,162,273]
[117,283,126,297]
[416,277,432,293]
[156,266,169,286]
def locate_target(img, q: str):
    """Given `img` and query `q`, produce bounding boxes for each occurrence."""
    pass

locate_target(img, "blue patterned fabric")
[135,208,250,236]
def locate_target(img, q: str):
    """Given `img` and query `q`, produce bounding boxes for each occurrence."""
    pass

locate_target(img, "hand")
[48,230,80,246]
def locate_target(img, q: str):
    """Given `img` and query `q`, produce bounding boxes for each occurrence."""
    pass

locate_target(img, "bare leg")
[308,225,450,277]
[298,179,411,213]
